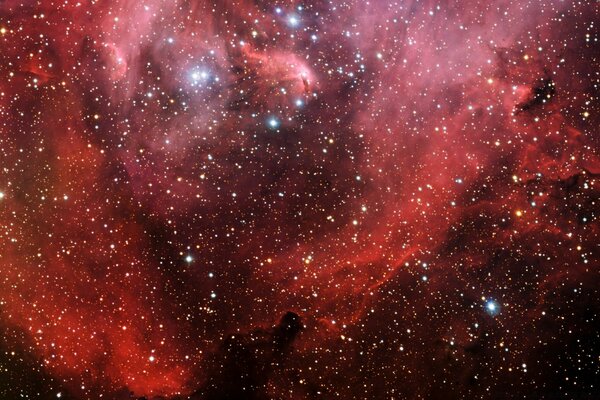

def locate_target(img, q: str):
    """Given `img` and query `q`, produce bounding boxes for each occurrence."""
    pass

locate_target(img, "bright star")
[288,15,300,27]
[268,117,280,129]
[485,300,500,316]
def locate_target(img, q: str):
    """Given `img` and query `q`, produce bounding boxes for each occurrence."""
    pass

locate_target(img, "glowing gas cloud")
[0,1,598,399]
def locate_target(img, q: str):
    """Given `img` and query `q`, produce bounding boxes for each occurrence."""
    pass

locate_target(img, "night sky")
[0,1,599,399]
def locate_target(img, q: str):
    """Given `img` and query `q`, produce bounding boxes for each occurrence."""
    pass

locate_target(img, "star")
[485,300,501,316]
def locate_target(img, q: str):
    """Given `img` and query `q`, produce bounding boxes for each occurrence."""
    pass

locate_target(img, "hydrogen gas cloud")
[0,0,599,399]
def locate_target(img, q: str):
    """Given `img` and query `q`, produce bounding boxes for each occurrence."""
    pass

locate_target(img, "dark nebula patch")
[195,312,303,400]
[516,77,556,113]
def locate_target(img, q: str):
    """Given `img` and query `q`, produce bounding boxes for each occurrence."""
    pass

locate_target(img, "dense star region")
[0,0,599,399]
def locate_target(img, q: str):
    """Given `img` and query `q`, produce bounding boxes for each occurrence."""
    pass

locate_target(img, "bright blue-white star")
[288,15,300,27]
[267,117,280,129]
[485,300,500,316]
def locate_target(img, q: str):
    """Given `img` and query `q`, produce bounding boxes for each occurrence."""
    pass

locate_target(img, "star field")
[0,1,599,399]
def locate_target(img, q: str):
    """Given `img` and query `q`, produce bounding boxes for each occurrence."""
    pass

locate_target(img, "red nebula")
[0,0,598,399]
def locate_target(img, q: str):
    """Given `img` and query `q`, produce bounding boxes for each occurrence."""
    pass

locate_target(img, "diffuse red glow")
[0,0,598,399]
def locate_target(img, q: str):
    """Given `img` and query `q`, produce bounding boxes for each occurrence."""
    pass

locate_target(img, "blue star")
[267,117,280,129]
[485,300,500,316]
